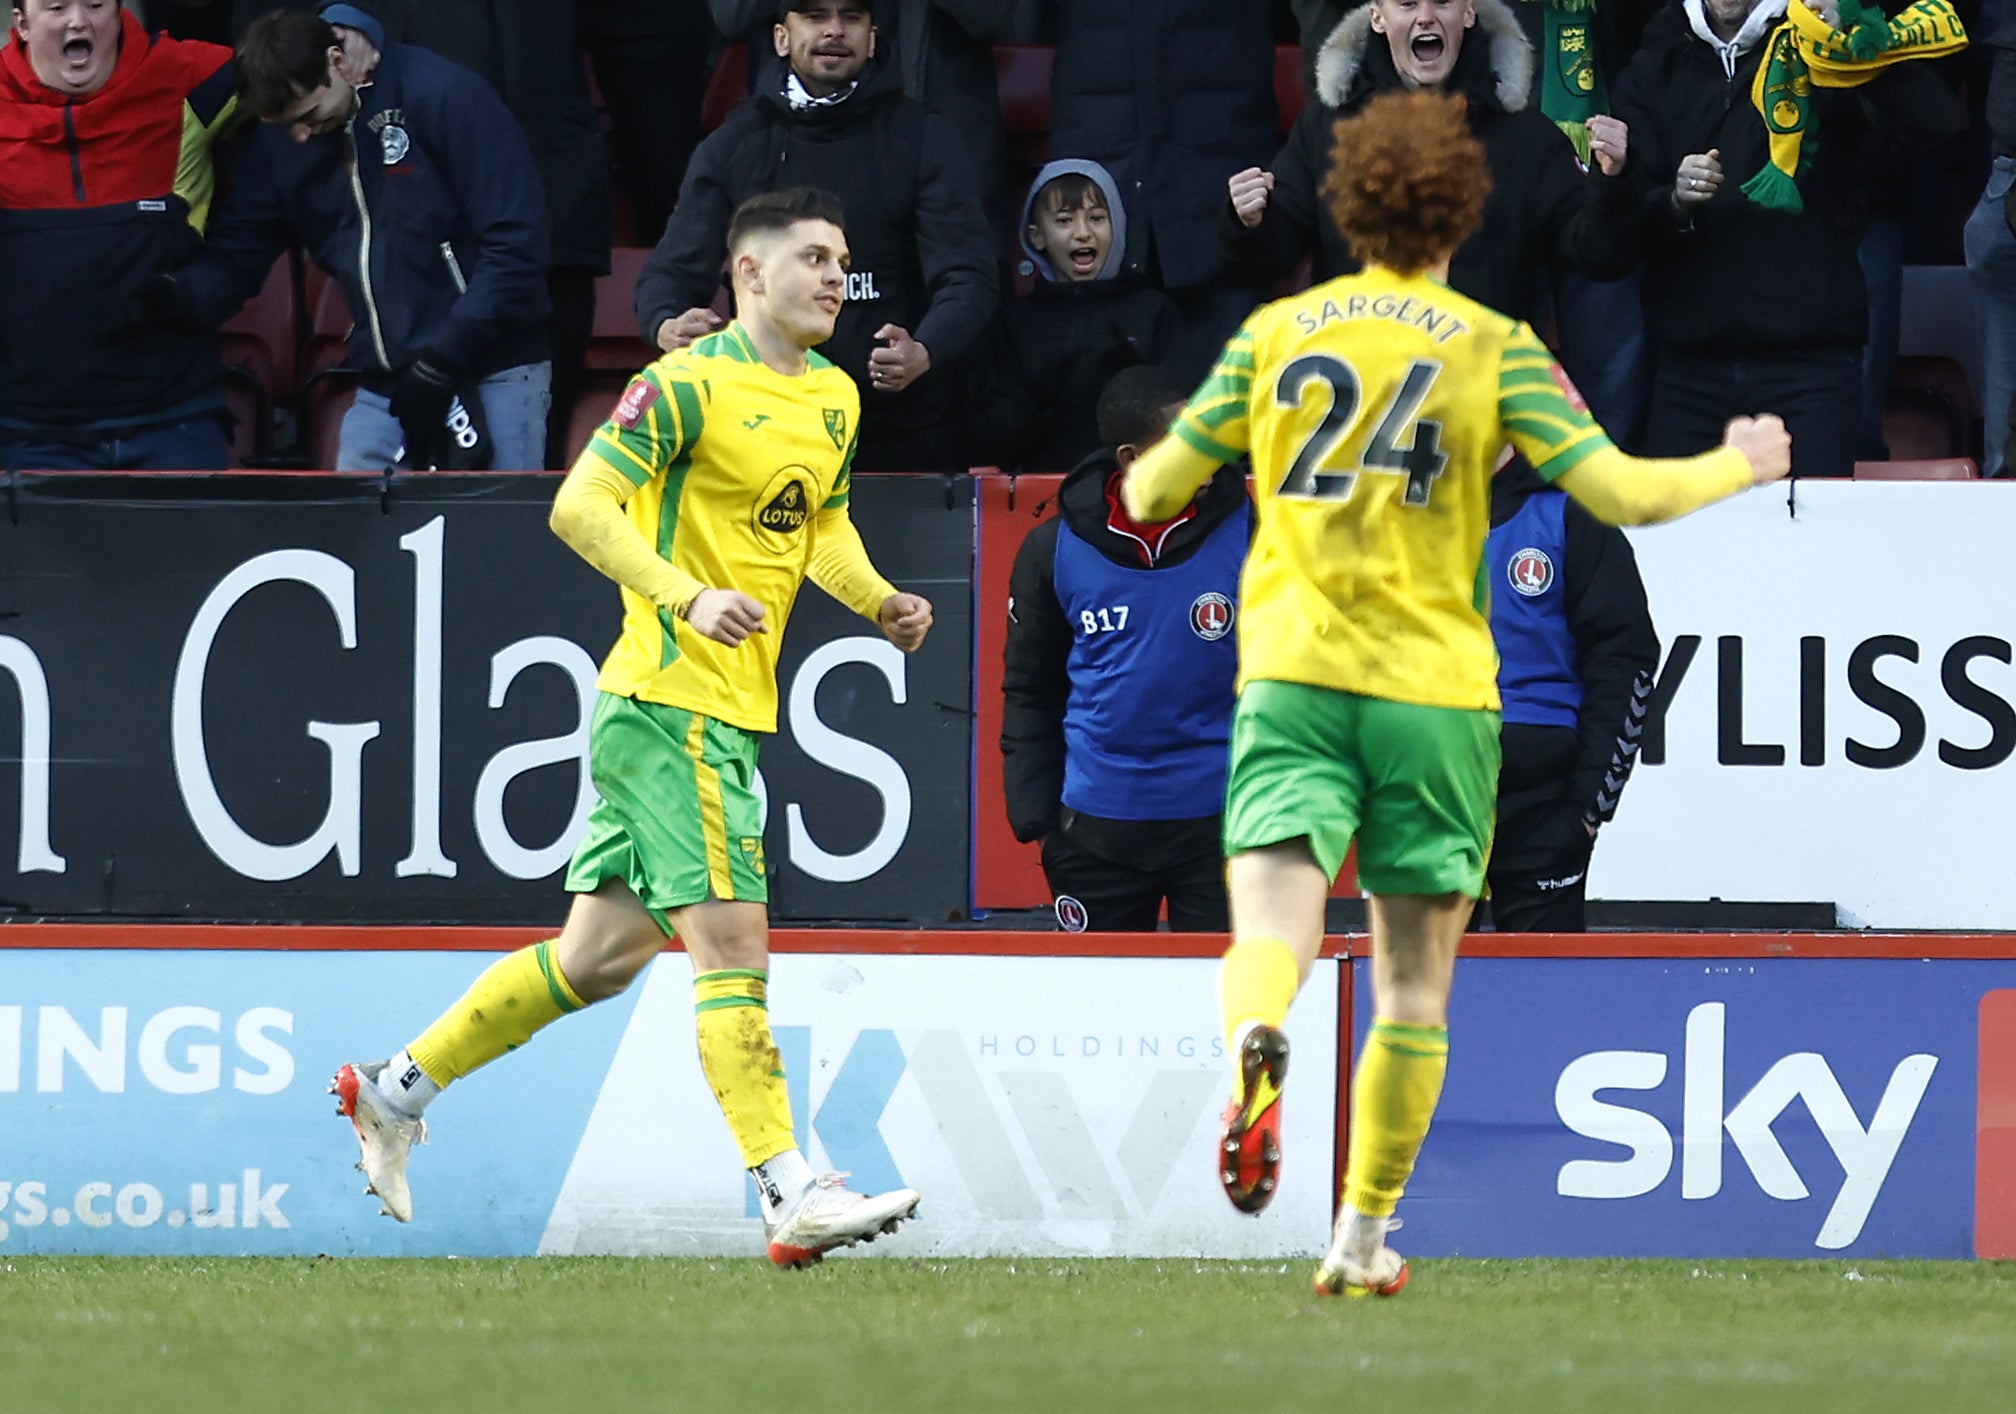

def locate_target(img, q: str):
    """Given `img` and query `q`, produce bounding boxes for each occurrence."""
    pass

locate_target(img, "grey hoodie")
[1018,159,1130,282]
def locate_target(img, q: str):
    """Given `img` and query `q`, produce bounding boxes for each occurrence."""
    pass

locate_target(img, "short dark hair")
[776,0,875,17]
[237,9,340,120]
[1097,366,1193,454]
[726,187,847,253]
[1032,172,1106,218]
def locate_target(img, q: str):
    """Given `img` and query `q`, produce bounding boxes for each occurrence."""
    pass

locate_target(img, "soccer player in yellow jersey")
[331,187,936,1268]
[1124,92,1791,1297]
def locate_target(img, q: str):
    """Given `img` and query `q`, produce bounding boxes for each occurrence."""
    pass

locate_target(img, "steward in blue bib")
[1480,454,1659,932]
[1003,427,1250,933]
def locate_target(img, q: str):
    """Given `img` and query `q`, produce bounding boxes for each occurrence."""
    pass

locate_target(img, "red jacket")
[0,11,236,429]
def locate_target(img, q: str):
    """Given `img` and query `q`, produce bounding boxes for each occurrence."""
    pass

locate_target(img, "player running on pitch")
[1123,90,1790,1297]
[332,186,934,1269]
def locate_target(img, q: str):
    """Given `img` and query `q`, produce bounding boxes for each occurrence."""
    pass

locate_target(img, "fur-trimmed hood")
[1315,0,1533,113]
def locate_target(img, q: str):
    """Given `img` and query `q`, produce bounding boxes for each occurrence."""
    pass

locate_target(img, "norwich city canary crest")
[1559,23,1596,96]
[824,407,848,449]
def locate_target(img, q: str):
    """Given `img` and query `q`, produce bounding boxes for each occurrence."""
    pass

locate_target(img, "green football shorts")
[1223,679,1500,898]
[564,692,768,930]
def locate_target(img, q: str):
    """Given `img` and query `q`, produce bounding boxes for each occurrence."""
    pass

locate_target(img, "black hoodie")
[1000,454,1249,842]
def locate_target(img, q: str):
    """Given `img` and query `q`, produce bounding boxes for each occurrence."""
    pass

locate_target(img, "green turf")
[3,1257,2013,1413]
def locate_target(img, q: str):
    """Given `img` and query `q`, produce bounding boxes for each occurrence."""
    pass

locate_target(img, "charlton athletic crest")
[1508,548,1555,597]
[1190,592,1234,640]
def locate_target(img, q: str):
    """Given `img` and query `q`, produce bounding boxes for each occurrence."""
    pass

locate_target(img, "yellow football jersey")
[580,323,865,733]
[1167,269,1612,712]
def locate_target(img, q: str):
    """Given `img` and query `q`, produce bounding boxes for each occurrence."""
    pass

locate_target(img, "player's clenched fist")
[1228,167,1275,229]
[878,591,933,652]
[1723,414,1792,484]
[685,588,769,646]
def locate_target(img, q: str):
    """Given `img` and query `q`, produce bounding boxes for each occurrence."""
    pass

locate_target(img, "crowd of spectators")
[0,0,1992,476]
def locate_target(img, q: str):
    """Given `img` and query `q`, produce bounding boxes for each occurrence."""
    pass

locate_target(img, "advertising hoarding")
[0,473,973,924]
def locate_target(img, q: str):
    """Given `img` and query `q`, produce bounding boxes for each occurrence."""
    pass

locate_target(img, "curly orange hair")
[1320,90,1492,274]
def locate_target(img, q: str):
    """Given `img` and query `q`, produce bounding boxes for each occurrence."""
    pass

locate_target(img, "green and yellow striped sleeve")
[587,369,705,488]
[1172,325,1258,465]
[1124,324,1256,521]
[1497,326,1612,482]
[825,436,857,510]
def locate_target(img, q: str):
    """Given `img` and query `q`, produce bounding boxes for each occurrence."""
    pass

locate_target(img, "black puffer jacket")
[1039,0,1277,289]
[633,57,996,445]
[1226,0,1635,329]
[1610,0,1963,354]
[711,0,1015,219]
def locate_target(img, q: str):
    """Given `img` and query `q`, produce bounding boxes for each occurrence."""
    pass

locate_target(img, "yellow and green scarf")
[1526,0,1608,165]
[1743,0,1968,212]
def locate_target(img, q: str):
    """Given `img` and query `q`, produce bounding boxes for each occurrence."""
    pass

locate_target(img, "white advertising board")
[1596,482,2016,928]
[541,954,1340,1258]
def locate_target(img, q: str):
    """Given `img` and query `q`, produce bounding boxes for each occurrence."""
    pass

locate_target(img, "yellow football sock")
[1219,936,1300,1051]
[405,939,585,1087]
[1341,1019,1450,1219]
[694,969,796,1168]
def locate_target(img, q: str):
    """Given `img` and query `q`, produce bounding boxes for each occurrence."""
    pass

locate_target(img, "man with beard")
[635,0,995,472]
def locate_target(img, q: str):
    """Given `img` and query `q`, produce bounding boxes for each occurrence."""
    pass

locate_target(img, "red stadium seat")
[702,43,749,131]
[562,384,624,467]
[299,279,359,469]
[587,247,663,373]
[1274,44,1305,136]
[1852,458,1980,480]
[1880,353,1975,462]
[219,255,296,404]
[996,43,1053,173]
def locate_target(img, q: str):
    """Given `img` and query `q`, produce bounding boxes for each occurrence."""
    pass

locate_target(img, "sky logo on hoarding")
[1553,1002,1937,1249]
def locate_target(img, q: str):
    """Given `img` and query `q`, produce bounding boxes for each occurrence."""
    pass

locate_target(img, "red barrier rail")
[3,923,2014,958]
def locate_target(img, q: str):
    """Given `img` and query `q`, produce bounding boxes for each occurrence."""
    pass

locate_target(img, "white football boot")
[1313,1213,1410,1299]
[766,1173,920,1269]
[331,1060,427,1222]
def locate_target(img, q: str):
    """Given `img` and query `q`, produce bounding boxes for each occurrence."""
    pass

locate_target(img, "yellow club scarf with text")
[1743,0,1967,212]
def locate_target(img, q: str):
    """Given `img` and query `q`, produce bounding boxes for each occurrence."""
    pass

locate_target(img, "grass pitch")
[2,1257,2012,1413]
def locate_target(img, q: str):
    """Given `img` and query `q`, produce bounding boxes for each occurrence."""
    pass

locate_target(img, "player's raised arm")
[1123,324,1257,522]
[1496,326,1790,526]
